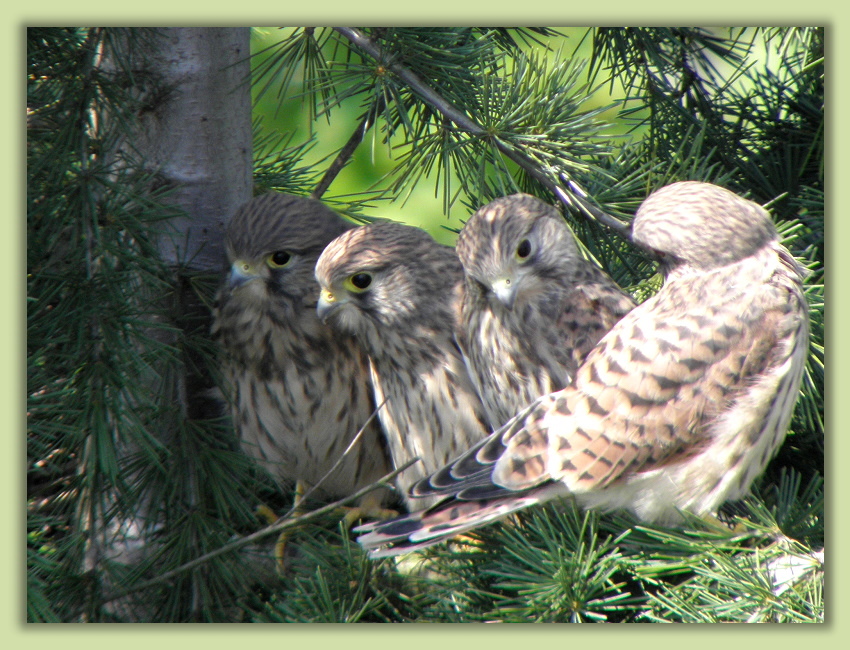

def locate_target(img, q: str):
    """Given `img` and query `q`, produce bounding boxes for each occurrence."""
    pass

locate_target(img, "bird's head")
[456,193,580,310]
[315,220,463,344]
[631,181,777,274]
[221,193,351,313]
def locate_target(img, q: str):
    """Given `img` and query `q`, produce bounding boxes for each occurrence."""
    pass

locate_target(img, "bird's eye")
[346,272,373,292]
[267,251,292,268]
[516,239,533,260]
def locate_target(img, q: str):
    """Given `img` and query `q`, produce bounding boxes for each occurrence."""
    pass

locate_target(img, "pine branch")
[99,459,418,605]
[333,27,630,237]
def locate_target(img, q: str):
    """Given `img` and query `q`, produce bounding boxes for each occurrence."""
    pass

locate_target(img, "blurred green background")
[249,27,641,246]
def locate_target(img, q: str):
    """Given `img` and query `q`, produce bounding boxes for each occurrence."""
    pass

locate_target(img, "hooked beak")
[227,260,260,290]
[490,277,518,310]
[317,288,342,322]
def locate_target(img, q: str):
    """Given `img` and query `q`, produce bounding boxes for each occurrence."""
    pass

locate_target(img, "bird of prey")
[356,181,810,557]
[456,193,635,428]
[315,221,492,510]
[212,193,392,521]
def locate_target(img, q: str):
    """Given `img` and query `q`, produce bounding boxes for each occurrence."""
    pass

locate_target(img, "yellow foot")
[273,530,291,576]
[257,486,397,573]
[340,505,399,528]
[451,533,481,547]
[338,489,398,528]
[255,503,278,526]
[251,482,309,576]
[252,505,292,576]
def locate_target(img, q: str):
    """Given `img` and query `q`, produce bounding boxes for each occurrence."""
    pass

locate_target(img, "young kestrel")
[212,193,391,516]
[315,221,492,510]
[456,193,635,428]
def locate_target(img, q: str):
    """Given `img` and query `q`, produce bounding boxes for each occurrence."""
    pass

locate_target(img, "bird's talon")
[340,505,399,527]
[255,504,279,526]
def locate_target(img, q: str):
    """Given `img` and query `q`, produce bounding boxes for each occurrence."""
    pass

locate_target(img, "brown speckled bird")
[212,193,391,518]
[356,181,810,557]
[315,221,492,510]
[456,193,635,428]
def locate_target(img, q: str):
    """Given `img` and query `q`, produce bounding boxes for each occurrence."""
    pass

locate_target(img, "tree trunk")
[135,27,253,270]
[95,28,254,620]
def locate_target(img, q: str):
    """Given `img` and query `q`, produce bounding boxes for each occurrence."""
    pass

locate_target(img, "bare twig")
[100,458,419,605]
[312,97,387,200]
[286,397,388,514]
[332,27,631,238]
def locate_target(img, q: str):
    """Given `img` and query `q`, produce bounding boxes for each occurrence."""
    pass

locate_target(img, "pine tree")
[27,26,823,623]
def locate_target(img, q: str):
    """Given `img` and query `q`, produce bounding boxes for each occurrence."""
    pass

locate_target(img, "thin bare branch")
[312,95,387,200]
[100,457,419,605]
[286,398,388,513]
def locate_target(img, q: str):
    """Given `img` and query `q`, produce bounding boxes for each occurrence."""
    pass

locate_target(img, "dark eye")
[268,251,292,268]
[516,239,532,259]
[350,273,372,290]
[344,272,372,293]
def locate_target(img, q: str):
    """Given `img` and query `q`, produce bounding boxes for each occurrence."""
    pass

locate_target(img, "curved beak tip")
[227,261,258,289]
[491,278,517,310]
[316,290,337,322]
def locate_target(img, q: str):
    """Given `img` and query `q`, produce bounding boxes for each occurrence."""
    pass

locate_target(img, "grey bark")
[135,27,253,271]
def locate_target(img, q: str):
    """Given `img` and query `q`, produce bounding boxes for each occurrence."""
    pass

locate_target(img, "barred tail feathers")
[355,483,567,557]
